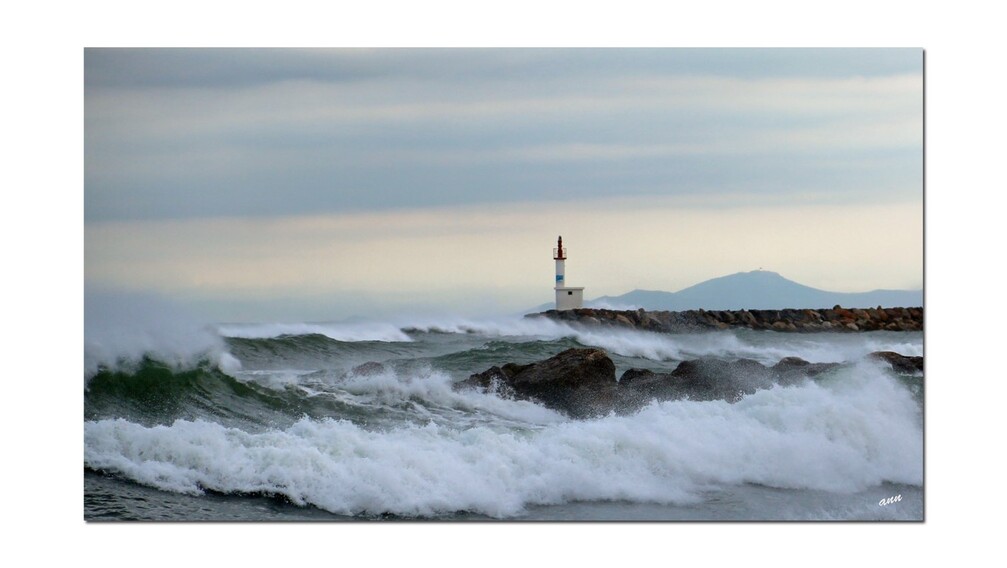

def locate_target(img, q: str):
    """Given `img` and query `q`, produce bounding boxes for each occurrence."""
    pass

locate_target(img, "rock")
[613,314,635,328]
[774,356,809,369]
[869,351,924,374]
[618,368,658,385]
[668,358,775,401]
[531,306,923,335]
[462,349,923,418]
[459,365,510,390]
[772,356,839,383]
[640,315,662,330]
[615,368,684,410]
[458,348,618,417]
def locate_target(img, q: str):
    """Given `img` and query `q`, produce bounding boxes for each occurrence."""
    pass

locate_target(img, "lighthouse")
[553,235,585,311]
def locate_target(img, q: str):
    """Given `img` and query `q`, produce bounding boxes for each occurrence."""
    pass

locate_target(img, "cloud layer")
[84,49,922,320]
[86,49,922,222]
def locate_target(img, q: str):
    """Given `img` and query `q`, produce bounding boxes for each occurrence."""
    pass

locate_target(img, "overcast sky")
[84,48,922,322]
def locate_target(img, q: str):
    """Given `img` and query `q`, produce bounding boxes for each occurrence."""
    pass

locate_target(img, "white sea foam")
[84,361,922,518]
[646,330,923,365]
[334,366,567,426]
[84,291,239,380]
[392,315,922,364]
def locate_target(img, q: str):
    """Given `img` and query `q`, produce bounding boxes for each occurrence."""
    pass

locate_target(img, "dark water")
[84,317,923,521]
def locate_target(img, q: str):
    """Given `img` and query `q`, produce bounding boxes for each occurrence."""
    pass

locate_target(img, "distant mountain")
[531,270,922,312]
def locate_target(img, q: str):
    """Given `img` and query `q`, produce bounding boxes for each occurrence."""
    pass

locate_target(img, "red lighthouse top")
[553,235,566,260]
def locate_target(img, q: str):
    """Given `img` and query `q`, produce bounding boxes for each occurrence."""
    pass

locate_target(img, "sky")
[84,48,923,322]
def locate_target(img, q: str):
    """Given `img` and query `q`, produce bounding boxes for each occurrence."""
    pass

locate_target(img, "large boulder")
[459,348,922,418]
[618,356,843,407]
[617,368,682,406]
[869,351,924,374]
[458,348,618,417]
[613,314,635,328]
[772,357,840,384]
[669,358,775,401]
[618,358,775,405]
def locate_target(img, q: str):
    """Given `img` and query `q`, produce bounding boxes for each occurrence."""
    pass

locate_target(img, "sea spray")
[85,309,923,520]
[85,290,240,381]
[400,313,925,364]
[85,361,921,518]
[219,314,923,366]
[216,321,413,343]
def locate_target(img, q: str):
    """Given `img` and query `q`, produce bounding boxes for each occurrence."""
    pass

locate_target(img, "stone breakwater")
[528,306,923,333]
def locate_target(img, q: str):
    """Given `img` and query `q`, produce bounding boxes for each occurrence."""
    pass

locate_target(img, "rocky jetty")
[529,305,923,333]
[456,348,921,417]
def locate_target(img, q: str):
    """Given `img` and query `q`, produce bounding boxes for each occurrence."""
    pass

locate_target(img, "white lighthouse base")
[555,287,585,311]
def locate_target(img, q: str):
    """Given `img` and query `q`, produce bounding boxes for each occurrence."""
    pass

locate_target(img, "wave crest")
[85,291,240,380]
[85,362,922,518]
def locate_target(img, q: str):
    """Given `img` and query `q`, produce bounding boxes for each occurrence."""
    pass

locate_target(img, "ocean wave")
[84,362,922,518]
[85,291,240,380]
[85,355,566,429]
[216,314,922,369]
[398,315,922,364]
[216,322,413,343]
[84,358,306,428]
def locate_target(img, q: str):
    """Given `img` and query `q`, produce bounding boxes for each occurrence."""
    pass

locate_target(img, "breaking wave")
[85,361,921,518]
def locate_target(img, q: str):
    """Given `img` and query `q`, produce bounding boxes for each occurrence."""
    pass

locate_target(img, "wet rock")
[461,348,922,418]
[532,306,922,334]
[458,348,618,418]
[668,358,775,401]
[618,368,658,385]
[870,351,924,374]
[613,314,635,328]
[771,357,840,384]
[619,355,846,407]
[616,368,680,405]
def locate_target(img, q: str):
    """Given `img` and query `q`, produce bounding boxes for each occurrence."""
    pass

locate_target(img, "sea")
[84,308,924,521]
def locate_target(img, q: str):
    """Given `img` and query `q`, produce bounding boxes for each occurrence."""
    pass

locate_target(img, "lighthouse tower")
[553,235,585,311]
